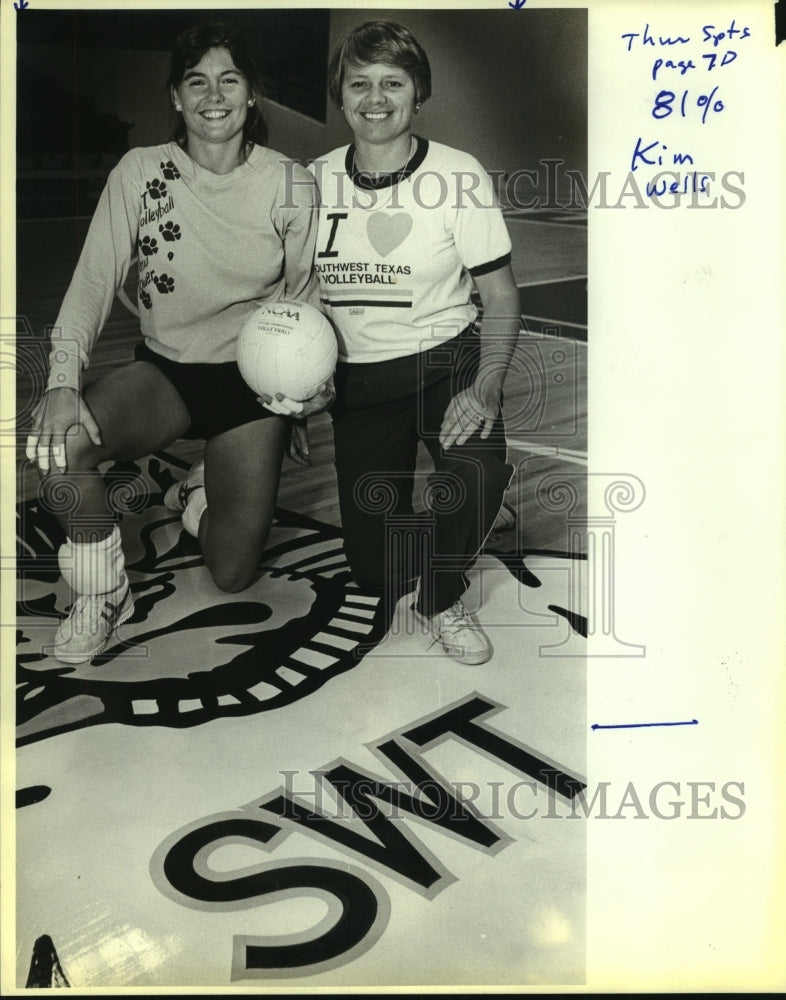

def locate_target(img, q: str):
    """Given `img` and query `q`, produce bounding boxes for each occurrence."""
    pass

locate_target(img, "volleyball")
[237,300,338,401]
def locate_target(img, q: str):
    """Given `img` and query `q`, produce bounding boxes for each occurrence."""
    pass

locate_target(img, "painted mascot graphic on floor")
[16,452,391,745]
[17,451,586,749]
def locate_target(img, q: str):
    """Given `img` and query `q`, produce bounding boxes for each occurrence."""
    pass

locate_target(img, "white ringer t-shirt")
[309,137,512,364]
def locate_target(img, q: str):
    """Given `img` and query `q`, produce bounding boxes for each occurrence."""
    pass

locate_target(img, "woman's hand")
[439,382,501,450]
[259,377,336,419]
[286,418,311,467]
[25,387,102,474]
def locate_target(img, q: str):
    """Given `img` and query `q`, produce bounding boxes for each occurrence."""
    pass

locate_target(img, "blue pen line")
[592,719,698,731]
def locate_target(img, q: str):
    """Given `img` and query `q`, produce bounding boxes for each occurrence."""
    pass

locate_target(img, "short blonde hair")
[328,20,432,108]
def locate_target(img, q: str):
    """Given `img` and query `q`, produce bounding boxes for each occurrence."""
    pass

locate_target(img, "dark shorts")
[134,342,274,441]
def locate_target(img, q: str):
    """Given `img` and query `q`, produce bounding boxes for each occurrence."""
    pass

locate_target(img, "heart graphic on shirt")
[366,212,413,256]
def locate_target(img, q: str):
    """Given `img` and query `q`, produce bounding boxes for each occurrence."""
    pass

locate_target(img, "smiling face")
[172,47,252,152]
[340,62,417,146]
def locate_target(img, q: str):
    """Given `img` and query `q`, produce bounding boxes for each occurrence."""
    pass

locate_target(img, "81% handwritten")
[652,85,725,124]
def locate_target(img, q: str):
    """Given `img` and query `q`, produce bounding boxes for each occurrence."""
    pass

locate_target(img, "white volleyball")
[237,300,338,401]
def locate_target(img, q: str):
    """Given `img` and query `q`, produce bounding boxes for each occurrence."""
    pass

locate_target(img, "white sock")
[58,525,126,596]
[182,488,207,538]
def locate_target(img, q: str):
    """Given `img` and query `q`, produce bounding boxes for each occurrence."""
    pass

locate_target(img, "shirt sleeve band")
[468,252,512,278]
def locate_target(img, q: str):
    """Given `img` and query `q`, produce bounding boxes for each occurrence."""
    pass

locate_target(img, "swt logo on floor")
[150,694,586,980]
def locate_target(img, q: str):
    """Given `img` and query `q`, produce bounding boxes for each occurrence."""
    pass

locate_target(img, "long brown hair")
[167,21,268,147]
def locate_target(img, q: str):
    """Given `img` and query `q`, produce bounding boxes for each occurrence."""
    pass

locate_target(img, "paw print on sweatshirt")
[140,288,152,310]
[153,273,175,294]
[145,178,168,200]
[160,160,181,181]
[138,235,158,257]
[159,221,181,243]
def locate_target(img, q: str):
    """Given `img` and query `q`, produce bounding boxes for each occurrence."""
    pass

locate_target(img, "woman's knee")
[433,452,511,503]
[62,424,104,471]
[206,553,259,593]
[203,522,270,593]
[483,454,514,500]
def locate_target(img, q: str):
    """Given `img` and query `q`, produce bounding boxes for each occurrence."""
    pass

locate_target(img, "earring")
[248,99,254,106]
[415,103,421,113]
[175,105,182,112]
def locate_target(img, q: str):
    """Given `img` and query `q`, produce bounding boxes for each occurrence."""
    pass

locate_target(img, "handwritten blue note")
[621,17,751,206]
[592,720,699,731]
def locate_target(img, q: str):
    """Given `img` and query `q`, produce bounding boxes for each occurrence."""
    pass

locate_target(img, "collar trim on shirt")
[345,136,429,191]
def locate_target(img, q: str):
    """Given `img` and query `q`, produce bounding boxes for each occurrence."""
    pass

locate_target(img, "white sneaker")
[418,599,492,666]
[164,461,207,536]
[164,460,205,513]
[53,582,134,664]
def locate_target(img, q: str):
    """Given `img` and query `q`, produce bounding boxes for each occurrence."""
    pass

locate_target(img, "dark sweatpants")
[331,327,513,618]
